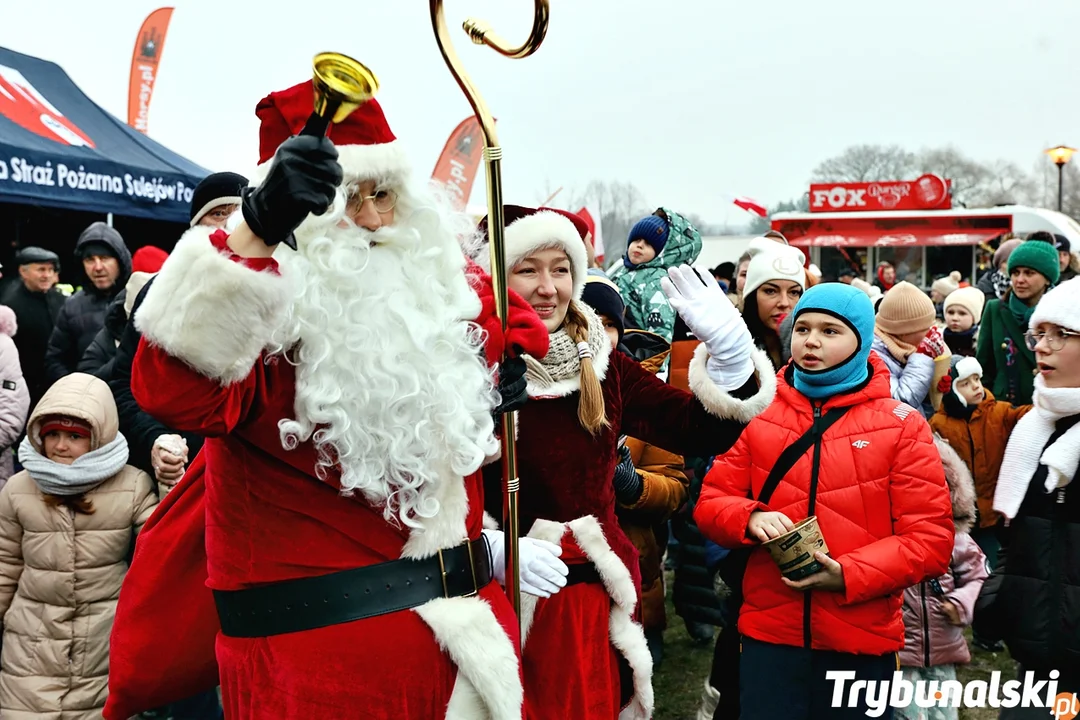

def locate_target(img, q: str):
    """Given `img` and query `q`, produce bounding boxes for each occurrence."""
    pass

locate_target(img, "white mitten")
[482,529,569,598]
[661,265,756,389]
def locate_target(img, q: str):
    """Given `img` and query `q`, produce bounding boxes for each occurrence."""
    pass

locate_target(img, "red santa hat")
[475,205,589,301]
[253,80,409,183]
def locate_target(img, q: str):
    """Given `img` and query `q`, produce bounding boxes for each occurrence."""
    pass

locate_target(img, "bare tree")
[1031,160,1080,219]
[916,146,992,206]
[569,180,650,267]
[812,144,917,183]
[968,160,1038,207]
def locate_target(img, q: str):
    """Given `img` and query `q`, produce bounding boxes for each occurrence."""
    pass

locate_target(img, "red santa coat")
[105,227,548,720]
[504,338,777,719]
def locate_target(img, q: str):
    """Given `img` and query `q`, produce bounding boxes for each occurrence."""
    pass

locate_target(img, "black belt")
[214,537,492,638]
[565,562,601,587]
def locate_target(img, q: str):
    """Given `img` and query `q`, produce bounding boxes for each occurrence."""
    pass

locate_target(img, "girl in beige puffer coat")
[0,372,157,719]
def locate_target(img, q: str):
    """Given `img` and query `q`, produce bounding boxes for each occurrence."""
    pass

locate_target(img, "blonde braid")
[563,301,608,435]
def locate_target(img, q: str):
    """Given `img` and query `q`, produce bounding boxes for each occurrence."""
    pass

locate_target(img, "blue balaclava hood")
[791,283,876,399]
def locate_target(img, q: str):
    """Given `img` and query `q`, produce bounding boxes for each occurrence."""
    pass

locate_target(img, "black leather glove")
[494,356,528,416]
[241,135,343,250]
[613,444,643,505]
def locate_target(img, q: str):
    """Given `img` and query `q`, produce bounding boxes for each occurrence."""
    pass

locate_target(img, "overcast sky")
[3,1,1078,229]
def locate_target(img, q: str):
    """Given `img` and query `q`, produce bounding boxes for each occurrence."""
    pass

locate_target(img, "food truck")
[770,174,1080,287]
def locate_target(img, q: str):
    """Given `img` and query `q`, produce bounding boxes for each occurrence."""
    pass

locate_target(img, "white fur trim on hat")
[250,139,410,187]
[477,210,588,301]
[952,356,984,407]
[954,356,983,385]
[743,245,807,300]
[189,196,243,228]
[1029,276,1080,332]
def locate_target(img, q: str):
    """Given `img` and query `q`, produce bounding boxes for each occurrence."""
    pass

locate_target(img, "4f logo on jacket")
[852,440,871,449]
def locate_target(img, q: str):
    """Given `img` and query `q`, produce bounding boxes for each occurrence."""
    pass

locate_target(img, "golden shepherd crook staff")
[430,0,550,624]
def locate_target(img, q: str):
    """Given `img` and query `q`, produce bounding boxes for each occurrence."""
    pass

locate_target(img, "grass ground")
[652,572,1018,719]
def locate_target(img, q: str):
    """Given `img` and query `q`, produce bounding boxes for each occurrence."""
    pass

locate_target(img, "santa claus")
[103,81,555,720]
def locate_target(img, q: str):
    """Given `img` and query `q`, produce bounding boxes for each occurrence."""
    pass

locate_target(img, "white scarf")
[18,434,130,497]
[993,377,1080,520]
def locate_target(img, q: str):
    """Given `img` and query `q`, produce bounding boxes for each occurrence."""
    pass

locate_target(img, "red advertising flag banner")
[127,7,174,134]
[809,174,952,213]
[431,116,484,211]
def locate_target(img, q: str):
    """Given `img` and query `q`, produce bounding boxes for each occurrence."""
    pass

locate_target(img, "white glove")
[482,529,569,598]
[661,265,756,390]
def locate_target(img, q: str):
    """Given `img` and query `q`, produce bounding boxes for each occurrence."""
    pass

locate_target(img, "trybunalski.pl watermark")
[827,670,1079,719]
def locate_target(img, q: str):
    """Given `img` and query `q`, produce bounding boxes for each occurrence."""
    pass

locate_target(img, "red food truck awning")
[773,213,1013,248]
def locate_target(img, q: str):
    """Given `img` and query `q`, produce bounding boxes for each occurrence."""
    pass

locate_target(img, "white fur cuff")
[688,344,776,423]
[133,226,290,385]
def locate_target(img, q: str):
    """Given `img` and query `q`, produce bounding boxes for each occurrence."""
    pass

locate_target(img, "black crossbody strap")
[757,405,852,505]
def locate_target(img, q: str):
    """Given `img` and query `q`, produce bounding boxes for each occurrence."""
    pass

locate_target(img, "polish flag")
[576,206,605,265]
[722,194,769,217]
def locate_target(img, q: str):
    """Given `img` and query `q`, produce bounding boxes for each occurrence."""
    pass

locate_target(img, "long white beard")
[270,189,499,529]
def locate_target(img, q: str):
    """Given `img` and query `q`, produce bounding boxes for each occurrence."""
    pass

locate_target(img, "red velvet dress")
[103,227,548,720]
[507,342,776,720]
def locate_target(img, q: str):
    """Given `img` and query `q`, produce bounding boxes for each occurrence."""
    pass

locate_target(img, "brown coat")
[0,373,157,718]
[929,390,1031,528]
[619,437,688,631]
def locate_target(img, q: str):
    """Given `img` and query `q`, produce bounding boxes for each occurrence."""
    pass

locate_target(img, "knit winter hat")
[992,238,1022,270]
[189,171,248,227]
[1008,239,1061,285]
[627,215,670,255]
[39,415,92,440]
[875,282,936,335]
[931,271,962,298]
[582,274,625,342]
[743,239,807,299]
[943,286,985,323]
[790,283,877,399]
[1029,276,1080,332]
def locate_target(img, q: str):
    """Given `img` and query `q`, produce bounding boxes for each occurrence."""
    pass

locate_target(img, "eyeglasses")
[1024,327,1080,351]
[346,188,398,215]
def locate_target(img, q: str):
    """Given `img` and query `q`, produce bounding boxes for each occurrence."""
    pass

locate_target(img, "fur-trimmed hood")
[933,432,977,533]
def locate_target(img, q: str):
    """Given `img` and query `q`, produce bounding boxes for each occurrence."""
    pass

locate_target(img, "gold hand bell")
[300,52,380,138]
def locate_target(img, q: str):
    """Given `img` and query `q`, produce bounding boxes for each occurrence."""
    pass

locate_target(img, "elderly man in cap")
[44,222,132,384]
[1,247,65,407]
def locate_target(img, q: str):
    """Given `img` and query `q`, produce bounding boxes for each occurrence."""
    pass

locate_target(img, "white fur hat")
[743,239,807,299]
[1029,276,1080,332]
[475,206,589,300]
[952,356,984,406]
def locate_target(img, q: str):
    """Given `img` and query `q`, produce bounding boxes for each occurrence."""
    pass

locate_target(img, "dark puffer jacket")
[44,223,131,384]
[76,289,127,381]
[975,415,1080,677]
[108,277,202,480]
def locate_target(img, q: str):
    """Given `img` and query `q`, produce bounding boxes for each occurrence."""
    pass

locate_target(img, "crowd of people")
[0,76,1074,720]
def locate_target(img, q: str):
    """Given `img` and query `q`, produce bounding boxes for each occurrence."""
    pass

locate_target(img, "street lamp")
[1045,145,1076,212]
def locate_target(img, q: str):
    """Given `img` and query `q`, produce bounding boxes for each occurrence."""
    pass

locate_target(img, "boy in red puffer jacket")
[696,283,954,720]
